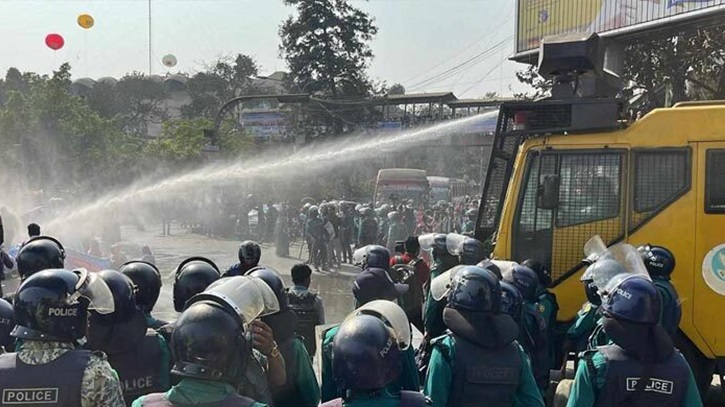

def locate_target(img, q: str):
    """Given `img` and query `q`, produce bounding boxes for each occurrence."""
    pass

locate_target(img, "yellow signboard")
[516,0,725,54]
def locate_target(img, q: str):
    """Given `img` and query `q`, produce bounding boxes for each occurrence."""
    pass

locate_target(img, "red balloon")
[45,33,64,51]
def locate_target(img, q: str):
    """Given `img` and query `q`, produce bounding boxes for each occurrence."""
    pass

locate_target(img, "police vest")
[140,392,256,407]
[320,390,428,407]
[271,337,303,407]
[594,344,688,406]
[654,280,682,340]
[0,349,90,406]
[107,329,166,406]
[448,334,522,407]
[287,289,319,356]
[238,352,273,406]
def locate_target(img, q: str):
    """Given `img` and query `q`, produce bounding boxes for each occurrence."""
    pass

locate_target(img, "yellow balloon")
[77,14,94,29]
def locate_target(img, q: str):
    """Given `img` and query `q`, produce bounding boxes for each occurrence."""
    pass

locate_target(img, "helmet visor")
[201,276,280,324]
[352,246,369,267]
[418,233,436,252]
[583,235,608,266]
[445,233,467,256]
[588,243,651,294]
[74,268,115,314]
[351,300,411,350]
[430,265,467,301]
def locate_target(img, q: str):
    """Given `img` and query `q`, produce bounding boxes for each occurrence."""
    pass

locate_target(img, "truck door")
[694,143,725,357]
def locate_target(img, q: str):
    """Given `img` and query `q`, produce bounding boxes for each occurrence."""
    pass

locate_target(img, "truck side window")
[706,149,725,214]
[556,153,622,227]
[631,149,690,227]
[517,154,554,232]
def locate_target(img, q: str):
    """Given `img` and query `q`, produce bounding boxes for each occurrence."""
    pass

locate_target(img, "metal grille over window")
[706,150,725,214]
[631,150,690,228]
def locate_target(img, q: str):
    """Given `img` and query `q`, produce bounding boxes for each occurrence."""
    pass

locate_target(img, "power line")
[459,58,507,97]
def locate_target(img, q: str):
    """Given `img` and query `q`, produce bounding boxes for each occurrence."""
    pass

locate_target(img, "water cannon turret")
[538,33,622,99]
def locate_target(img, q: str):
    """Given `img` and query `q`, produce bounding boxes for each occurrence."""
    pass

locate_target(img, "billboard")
[516,0,725,55]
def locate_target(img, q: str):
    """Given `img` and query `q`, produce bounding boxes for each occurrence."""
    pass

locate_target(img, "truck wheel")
[552,379,573,407]
[676,330,715,399]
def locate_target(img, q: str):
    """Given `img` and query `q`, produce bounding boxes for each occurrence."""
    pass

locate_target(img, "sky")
[0,0,531,98]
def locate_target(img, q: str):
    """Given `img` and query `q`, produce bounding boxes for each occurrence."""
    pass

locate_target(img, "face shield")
[583,235,607,266]
[418,233,437,252]
[490,260,517,277]
[71,268,115,314]
[349,299,411,350]
[192,276,280,326]
[352,246,370,267]
[583,243,651,295]
[430,265,468,301]
[445,233,468,256]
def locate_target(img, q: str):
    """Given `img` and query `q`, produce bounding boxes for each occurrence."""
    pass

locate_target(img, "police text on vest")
[3,388,59,404]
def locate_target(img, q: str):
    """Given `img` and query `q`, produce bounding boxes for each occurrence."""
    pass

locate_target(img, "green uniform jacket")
[288,337,321,406]
[423,259,458,337]
[333,389,427,407]
[423,335,544,407]
[566,350,702,407]
[132,378,268,406]
[537,289,558,367]
[321,325,420,402]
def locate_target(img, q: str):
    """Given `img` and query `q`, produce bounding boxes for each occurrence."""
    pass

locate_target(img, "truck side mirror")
[537,174,560,210]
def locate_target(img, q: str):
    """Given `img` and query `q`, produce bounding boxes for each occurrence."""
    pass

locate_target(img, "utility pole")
[148,0,153,75]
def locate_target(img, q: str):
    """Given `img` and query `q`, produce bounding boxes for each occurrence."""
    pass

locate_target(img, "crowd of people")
[0,212,703,406]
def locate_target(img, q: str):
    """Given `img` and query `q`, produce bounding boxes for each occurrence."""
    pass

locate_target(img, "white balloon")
[162,54,177,68]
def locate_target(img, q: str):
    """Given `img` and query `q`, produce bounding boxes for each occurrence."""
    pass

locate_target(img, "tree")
[279,0,379,137]
[388,83,405,95]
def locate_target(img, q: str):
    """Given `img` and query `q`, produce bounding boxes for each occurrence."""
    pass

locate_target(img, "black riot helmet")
[237,241,262,267]
[521,258,552,288]
[119,261,162,313]
[12,268,114,342]
[500,280,523,322]
[460,238,486,265]
[245,266,288,310]
[363,245,390,270]
[90,270,139,325]
[0,298,14,350]
[332,314,402,391]
[171,301,249,385]
[641,245,676,279]
[447,266,501,313]
[173,257,221,312]
[503,265,539,303]
[16,236,65,279]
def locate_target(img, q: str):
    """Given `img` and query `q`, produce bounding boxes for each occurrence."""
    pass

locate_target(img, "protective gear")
[286,288,319,356]
[190,275,280,326]
[171,301,249,385]
[387,211,402,222]
[89,270,139,327]
[362,245,390,270]
[15,235,65,279]
[641,245,676,278]
[419,233,447,255]
[0,298,14,350]
[459,238,486,265]
[12,268,114,342]
[173,256,220,312]
[583,279,602,306]
[332,314,402,391]
[140,393,256,406]
[245,266,288,310]
[119,260,162,313]
[237,240,262,267]
[500,281,523,321]
[521,258,551,288]
[502,265,539,303]
[346,299,412,350]
[602,275,660,324]
[447,266,501,313]
[653,279,682,339]
[592,344,688,406]
[430,265,467,301]
[308,205,320,218]
[581,242,650,295]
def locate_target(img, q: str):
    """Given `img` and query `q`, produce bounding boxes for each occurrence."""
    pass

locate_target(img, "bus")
[427,176,471,205]
[374,169,429,207]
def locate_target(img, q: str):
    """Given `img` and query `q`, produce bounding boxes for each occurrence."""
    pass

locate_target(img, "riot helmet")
[419,233,448,257]
[173,257,220,312]
[332,314,402,391]
[308,205,320,218]
[602,276,660,324]
[582,279,602,306]
[640,245,676,279]
[387,211,401,222]
[521,258,551,288]
[171,301,249,385]
[12,268,114,342]
[237,240,262,267]
[346,299,412,350]
[500,280,523,321]
[245,266,288,310]
[90,270,139,325]
[363,245,390,270]
[0,298,14,350]
[459,238,486,265]
[502,265,539,303]
[447,265,501,313]
[119,260,162,313]
[16,236,65,279]
[190,275,280,327]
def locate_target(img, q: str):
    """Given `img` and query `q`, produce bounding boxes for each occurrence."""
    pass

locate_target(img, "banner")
[517,0,725,54]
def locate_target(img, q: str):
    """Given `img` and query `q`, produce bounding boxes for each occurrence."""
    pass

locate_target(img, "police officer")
[321,314,429,407]
[424,266,544,407]
[422,233,459,341]
[0,268,125,406]
[522,258,559,370]
[357,208,378,248]
[460,208,477,237]
[306,206,327,272]
[87,269,171,406]
[286,263,325,358]
[132,301,268,406]
[641,245,681,339]
[566,278,603,355]
[246,266,320,407]
[223,240,262,277]
[119,261,167,330]
[566,276,701,406]
[500,280,524,323]
[503,264,550,392]
[172,257,220,313]
[15,235,65,280]
[0,298,14,352]
[458,237,486,266]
